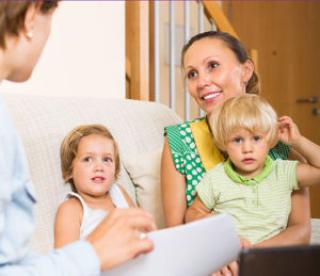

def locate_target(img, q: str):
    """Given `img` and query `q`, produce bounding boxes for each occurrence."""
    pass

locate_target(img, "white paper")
[106,214,240,276]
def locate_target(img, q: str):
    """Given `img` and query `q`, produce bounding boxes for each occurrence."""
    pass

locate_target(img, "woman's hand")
[278,116,303,147]
[239,237,252,249]
[86,208,156,271]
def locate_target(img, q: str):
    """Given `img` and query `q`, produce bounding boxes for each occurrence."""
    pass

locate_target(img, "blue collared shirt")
[0,95,100,275]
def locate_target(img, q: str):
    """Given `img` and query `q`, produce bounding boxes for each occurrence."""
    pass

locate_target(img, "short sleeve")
[165,123,192,175]
[275,160,299,191]
[164,118,213,206]
[286,160,299,190]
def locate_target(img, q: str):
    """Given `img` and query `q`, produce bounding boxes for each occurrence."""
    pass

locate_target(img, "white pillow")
[124,148,165,229]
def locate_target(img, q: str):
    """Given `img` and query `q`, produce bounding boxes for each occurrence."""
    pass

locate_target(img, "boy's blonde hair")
[209,94,278,152]
[60,124,120,192]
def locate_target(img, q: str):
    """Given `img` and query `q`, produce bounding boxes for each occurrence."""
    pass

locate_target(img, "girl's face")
[71,134,116,199]
[183,38,253,116]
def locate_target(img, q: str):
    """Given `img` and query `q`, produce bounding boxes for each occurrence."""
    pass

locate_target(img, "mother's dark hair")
[181,31,259,95]
[0,0,59,49]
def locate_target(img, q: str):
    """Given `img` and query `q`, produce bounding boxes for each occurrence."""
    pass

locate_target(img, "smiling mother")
[161,31,310,247]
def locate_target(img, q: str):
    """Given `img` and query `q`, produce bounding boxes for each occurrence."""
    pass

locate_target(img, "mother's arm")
[161,137,186,227]
[256,149,311,247]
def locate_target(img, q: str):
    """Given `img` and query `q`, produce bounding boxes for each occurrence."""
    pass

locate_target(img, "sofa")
[3,93,320,254]
[3,93,181,253]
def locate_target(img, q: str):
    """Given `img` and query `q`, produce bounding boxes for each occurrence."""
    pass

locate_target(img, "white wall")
[1,1,125,99]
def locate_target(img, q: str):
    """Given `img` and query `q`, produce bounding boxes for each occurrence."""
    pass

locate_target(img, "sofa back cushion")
[124,148,165,228]
[3,93,181,253]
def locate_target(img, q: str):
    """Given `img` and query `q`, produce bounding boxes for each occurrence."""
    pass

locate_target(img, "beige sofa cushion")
[124,148,165,229]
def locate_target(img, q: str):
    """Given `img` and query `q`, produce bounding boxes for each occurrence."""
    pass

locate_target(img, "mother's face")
[183,37,254,116]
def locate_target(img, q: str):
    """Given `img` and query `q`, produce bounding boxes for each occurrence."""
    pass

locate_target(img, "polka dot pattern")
[165,118,206,206]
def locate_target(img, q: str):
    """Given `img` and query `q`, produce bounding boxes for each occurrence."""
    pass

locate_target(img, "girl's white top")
[67,183,129,238]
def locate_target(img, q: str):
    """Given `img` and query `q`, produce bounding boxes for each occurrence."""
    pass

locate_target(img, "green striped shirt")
[197,160,299,244]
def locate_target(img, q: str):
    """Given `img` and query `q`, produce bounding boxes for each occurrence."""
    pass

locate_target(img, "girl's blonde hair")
[60,124,120,192]
[209,94,278,152]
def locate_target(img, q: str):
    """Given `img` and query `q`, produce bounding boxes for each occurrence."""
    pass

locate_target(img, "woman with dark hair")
[161,30,310,275]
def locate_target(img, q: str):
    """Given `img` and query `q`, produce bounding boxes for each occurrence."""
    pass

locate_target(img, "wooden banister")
[126,1,150,101]
[203,1,238,38]
[203,1,258,71]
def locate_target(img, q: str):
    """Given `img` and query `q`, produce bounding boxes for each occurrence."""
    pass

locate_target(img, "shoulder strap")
[109,184,129,208]
[66,191,88,213]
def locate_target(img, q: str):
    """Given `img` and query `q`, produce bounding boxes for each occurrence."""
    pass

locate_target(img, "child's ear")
[65,172,73,184]
[241,59,255,84]
[222,151,228,161]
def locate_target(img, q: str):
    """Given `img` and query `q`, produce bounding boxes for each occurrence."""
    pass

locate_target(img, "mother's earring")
[26,31,33,39]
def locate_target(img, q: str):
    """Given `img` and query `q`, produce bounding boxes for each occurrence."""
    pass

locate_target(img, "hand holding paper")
[106,214,240,276]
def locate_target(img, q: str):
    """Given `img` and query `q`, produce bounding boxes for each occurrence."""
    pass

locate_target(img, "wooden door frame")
[125,1,151,101]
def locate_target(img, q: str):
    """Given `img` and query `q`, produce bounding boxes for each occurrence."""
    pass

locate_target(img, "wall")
[1,1,125,99]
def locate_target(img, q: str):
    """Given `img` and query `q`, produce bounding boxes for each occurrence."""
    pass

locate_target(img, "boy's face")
[71,134,116,199]
[225,128,270,178]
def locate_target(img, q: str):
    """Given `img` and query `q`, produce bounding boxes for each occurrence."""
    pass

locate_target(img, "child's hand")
[239,237,252,249]
[211,261,238,276]
[278,116,302,146]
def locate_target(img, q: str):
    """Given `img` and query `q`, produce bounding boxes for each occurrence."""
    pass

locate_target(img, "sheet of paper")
[106,214,240,276]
